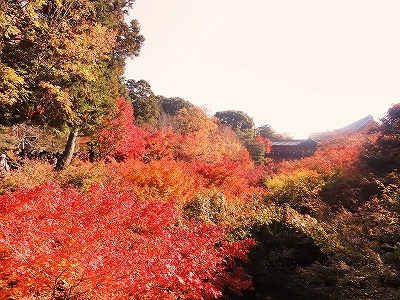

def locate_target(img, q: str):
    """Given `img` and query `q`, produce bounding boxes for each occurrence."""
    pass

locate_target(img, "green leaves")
[126,79,161,127]
[215,110,255,132]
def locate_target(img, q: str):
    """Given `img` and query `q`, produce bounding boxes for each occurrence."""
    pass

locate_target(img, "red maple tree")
[0,183,254,299]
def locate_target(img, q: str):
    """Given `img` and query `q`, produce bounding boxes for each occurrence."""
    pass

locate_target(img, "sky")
[125,0,400,138]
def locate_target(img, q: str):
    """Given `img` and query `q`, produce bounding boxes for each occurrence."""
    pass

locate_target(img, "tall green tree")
[258,124,280,139]
[236,129,266,165]
[157,95,193,116]
[126,79,160,127]
[214,110,255,131]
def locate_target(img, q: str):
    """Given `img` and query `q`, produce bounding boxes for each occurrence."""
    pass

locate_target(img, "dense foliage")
[214,110,269,165]
[1,2,400,299]
[1,97,400,300]
[0,183,254,299]
[0,0,144,168]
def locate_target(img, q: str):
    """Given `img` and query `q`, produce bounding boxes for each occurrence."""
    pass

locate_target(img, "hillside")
[0,103,399,299]
[1,1,400,299]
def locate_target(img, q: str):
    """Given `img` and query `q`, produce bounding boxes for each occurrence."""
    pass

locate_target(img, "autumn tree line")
[1,1,400,299]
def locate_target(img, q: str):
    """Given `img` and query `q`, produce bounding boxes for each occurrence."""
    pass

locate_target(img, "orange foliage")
[171,107,246,164]
[281,135,369,179]
[116,158,199,203]
[173,107,217,134]
[0,160,55,192]
[191,160,262,200]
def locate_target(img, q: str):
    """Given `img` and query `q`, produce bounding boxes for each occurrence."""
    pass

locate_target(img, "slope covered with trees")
[1,98,399,299]
[1,2,400,299]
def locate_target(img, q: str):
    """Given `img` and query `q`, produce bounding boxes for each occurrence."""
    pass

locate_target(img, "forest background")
[1,1,400,299]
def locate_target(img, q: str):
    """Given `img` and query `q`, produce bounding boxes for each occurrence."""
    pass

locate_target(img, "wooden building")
[268,139,318,160]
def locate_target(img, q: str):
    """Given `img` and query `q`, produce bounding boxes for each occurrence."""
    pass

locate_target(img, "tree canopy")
[0,0,144,168]
[214,110,255,131]
[361,103,400,177]
[157,95,193,116]
[126,79,160,127]
[214,110,267,165]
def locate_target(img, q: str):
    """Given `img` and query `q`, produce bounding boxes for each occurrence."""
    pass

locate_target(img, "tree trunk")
[56,128,78,170]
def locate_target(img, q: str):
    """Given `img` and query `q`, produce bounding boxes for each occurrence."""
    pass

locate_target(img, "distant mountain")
[309,115,376,141]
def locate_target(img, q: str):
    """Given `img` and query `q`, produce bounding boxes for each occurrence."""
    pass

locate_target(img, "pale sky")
[125,0,400,138]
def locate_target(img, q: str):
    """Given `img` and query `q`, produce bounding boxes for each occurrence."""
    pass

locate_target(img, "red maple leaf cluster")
[0,183,254,299]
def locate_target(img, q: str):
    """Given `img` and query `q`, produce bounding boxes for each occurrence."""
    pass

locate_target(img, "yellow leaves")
[265,169,324,202]
[39,81,73,113]
[0,65,25,105]
[285,205,344,253]
[57,23,116,64]
[52,22,116,81]
[172,108,245,163]
[64,62,97,82]
[39,81,61,94]
[32,19,48,30]
[175,107,218,134]
[0,65,24,86]
[25,0,48,20]
[0,11,20,40]
[338,261,349,270]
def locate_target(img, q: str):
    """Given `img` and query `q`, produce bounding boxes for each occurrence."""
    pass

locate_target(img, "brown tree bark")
[56,128,78,170]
